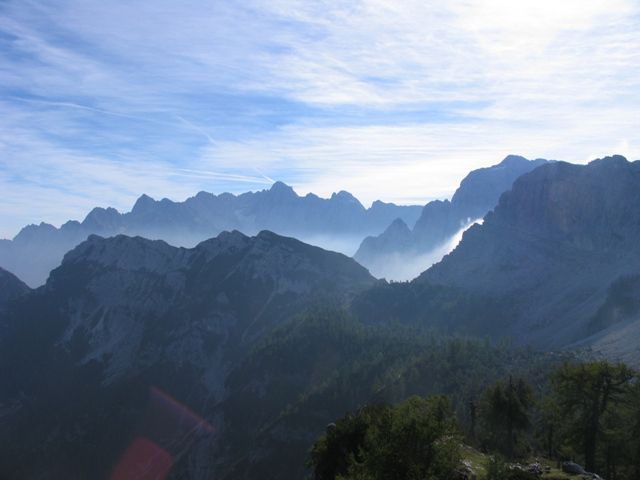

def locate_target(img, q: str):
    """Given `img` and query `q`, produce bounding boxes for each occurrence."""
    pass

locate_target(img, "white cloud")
[250,0,640,107]
[0,0,638,238]
[198,105,639,206]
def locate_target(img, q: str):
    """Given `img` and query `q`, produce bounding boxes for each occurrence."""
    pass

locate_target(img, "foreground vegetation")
[308,360,640,480]
[216,308,574,478]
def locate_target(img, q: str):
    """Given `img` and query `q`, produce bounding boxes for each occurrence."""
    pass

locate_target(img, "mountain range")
[1,153,639,478]
[0,183,421,287]
[354,155,548,279]
[0,155,551,288]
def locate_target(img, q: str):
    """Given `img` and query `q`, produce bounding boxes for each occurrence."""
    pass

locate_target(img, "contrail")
[175,115,216,144]
[252,167,276,184]
[172,167,273,184]
[9,96,172,126]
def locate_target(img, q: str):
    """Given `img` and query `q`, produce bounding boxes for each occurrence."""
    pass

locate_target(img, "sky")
[1,0,639,238]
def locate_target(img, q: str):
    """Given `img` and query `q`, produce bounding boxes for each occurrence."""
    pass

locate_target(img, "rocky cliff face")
[0,231,375,479]
[422,155,640,348]
[354,155,548,279]
[0,182,421,287]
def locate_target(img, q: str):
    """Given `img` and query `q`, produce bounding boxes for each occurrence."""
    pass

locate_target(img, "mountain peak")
[450,155,548,209]
[256,229,280,241]
[195,230,252,258]
[194,190,215,201]
[330,190,364,209]
[331,190,354,200]
[61,234,177,274]
[131,193,156,214]
[269,181,297,197]
[59,230,374,296]
[589,154,628,167]
[82,207,121,228]
[387,217,410,234]
[499,154,529,166]
[13,222,57,243]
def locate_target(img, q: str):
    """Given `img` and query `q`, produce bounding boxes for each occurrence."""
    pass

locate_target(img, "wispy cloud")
[0,0,638,237]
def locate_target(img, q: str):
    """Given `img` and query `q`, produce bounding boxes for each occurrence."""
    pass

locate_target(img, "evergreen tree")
[479,376,533,458]
[308,396,460,480]
[549,361,635,473]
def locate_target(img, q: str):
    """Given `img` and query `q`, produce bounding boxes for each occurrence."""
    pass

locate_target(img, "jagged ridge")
[0,182,421,287]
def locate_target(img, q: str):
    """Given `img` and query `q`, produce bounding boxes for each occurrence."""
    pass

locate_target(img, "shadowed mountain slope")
[0,230,375,478]
[0,267,29,312]
[419,155,640,350]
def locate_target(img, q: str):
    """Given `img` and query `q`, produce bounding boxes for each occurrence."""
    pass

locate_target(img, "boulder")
[562,461,587,475]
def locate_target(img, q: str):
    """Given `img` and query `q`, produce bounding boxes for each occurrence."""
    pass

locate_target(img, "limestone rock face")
[422,156,640,348]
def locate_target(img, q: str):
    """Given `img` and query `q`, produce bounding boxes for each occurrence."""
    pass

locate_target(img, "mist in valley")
[364,218,483,281]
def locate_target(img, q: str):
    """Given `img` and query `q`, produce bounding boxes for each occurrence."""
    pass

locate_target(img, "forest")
[308,360,640,480]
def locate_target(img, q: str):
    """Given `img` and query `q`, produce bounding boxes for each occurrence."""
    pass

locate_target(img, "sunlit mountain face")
[1,1,639,479]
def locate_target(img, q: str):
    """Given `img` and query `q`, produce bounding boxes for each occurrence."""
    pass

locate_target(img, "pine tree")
[480,376,533,458]
[549,361,635,473]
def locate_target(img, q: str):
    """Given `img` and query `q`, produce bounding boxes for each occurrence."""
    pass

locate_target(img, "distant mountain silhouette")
[0,183,421,286]
[354,155,548,279]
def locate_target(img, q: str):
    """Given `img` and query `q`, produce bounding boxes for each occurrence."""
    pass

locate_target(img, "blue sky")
[1,0,639,238]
